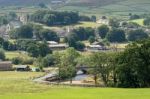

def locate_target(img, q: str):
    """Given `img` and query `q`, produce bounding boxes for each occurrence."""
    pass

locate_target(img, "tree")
[88,36,95,44]
[0,16,8,26]
[98,25,109,39]
[91,15,96,22]
[116,40,150,87]
[127,29,148,41]
[75,41,85,51]
[38,41,52,57]
[130,14,140,20]
[58,48,80,83]
[27,43,39,57]
[10,24,33,39]
[42,54,56,67]
[38,3,47,8]
[87,52,112,86]
[39,29,60,42]
[109,18,119,28]
[32,24,43,40]
[144,17,150,26]
[7,12,17,21]
[106,28,126,42]
[65,32,78,48]
[30,10,79,26]
[0,49,5,61]
[73,27,95,41]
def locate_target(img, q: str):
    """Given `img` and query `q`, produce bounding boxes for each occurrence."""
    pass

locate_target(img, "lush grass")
[130,19,144,26]
[34,21,101,31]
[0,71,150,99]
[5,51,31,59]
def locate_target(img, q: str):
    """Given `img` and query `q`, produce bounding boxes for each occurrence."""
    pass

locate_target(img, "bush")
[12,57,23,65]
[0,49,5,61]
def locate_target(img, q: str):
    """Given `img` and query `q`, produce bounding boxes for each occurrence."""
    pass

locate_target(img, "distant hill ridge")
[0,0,65,6]
[0,0,122,6]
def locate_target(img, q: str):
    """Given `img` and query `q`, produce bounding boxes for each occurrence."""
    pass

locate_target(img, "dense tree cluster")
[9,24,60,42]
[0,37,15,51]
[144,17,150,26]
[0,16,8,26]
[16,39,51,57]
[116,39,150,87]
[30,10,79,26]
[106,28,126,42]
[127,29,148,41]
[0,48,5,61]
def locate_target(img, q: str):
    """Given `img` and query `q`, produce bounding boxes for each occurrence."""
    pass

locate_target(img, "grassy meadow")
[0,72,150,99]
[5,51,31,59]
[129,19,144,26]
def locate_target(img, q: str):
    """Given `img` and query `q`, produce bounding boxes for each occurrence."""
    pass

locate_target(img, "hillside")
[59,0,150,17]
[0,0,65,6]
[0,0,150,17]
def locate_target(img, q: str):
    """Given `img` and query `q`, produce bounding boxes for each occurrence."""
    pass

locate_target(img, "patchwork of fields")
[0,72,150,99]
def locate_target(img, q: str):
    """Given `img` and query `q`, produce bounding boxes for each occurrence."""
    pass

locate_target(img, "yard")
[0,71,150,99]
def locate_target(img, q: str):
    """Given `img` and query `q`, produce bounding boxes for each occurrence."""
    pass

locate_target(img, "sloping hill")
[59,0,150,17]
[0,0,65,6]
[0,0,150,17]
[67,0,121,7]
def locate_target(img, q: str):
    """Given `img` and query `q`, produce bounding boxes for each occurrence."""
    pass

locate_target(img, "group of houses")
[0,14,27,40]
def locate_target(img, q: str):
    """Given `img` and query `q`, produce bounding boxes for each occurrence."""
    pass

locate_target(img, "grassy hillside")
[0,72,150,99]
[0,0,65,6]
[0,0,150,17]
[58,0,150,17]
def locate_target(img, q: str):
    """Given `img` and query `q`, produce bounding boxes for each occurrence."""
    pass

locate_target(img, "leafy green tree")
[58,48,80,83]
[0,16,8,26]
[75,41,85,51]
[38,3,47,8]
[0,49,5,61]
[98,25,109,39]
[127,29,148,41]
[27,43,39,57]
[116,40,150,87]
[39,29,60,42]
[7,12,17,21]
[106,28,126,42]
[88,52,112,86]
[144,17,150,26]
[38,41,52,57]
[91,15,96,22]
[65,32,78,48]
[88,36,96,44]
[10,24,33,39]
[73,27,95,41]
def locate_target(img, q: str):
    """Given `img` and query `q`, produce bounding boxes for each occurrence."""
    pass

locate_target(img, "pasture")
[129,19,144,26]
[0,71,150,99]
[5,51,31,59]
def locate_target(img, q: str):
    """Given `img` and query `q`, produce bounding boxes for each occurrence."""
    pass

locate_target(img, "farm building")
[0,61,12,71]
[49,44,68,50]
[15,65,30,71]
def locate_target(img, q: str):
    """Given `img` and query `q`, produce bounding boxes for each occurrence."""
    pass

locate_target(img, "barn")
[0,61,12,71]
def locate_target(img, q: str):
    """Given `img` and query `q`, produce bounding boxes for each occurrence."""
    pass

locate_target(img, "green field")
[0,71,150,99]
[34,21,101,31]
[130,19,144,26]
[5,51,31,59]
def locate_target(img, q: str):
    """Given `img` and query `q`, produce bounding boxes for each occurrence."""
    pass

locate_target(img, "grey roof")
[15,65,29,69]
